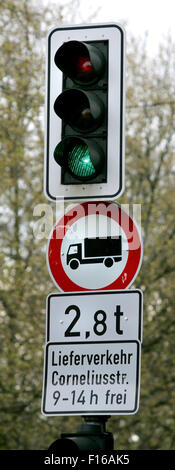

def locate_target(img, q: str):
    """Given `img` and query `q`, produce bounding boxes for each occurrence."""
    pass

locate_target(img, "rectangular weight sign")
[42,340,141,416]
[46,290,143,343]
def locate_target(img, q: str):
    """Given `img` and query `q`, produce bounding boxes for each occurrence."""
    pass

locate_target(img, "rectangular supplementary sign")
[42,340,141,416]
[46,290,143,343]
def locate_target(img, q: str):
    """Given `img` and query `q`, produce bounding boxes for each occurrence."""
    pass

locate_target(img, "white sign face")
[44,23,125,201]
[42,341,141,416]
[46,290,143,343]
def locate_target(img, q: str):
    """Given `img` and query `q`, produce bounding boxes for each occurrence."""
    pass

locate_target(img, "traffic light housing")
[48,417,114,453]
[44,24,125,201]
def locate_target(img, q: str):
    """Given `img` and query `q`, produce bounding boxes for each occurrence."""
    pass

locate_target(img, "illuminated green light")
[68,144,95,178]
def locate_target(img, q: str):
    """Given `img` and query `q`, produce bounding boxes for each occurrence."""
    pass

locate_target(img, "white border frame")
[44,23,125,201]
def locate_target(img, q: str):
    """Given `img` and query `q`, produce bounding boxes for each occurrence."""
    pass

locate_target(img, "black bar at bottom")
[0,450,174,468]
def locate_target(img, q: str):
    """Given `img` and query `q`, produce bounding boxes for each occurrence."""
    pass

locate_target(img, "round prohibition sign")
[47,201,143,292]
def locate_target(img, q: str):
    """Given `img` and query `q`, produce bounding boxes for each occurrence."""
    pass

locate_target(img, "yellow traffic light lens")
[54,89,104,132]
[68,144,96,179]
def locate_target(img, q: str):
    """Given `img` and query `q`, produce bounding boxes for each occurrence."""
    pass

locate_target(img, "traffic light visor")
[54,40,105,84]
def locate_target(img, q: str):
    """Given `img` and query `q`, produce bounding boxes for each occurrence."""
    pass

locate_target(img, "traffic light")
[48,417,114,453]
[44,24,125,201]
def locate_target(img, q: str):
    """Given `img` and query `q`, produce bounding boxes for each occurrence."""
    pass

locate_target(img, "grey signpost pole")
[61,416,114,451]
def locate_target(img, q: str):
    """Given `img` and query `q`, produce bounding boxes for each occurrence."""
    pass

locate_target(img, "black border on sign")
[46,23,124,200]
[42,340,141,416]
[46,289,143,343]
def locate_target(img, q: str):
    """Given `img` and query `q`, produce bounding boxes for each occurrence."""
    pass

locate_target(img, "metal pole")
[81,415,114,450]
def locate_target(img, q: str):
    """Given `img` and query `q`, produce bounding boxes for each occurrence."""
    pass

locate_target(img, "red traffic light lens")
[54,89,104,132]
[54,41,105,85]
[76,56,94,81]
[77,56,93,73]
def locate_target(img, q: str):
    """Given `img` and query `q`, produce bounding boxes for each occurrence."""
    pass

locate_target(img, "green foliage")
[0,1,175,450]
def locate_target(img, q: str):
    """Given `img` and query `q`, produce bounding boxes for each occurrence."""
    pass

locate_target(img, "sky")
[94,0,175,54]
[45,0,175,56]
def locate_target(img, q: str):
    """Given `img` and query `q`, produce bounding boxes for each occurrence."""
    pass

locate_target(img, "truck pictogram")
[67,236,122,269]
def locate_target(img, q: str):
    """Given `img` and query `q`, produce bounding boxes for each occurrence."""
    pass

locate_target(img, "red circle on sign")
[47,201,142,292]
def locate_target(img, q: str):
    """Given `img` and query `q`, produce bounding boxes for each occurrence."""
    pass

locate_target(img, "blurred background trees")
[0,0,175,450]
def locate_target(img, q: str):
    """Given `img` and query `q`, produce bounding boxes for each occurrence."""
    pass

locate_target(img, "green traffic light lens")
[54,137,104,183]
[68,144,96,179]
